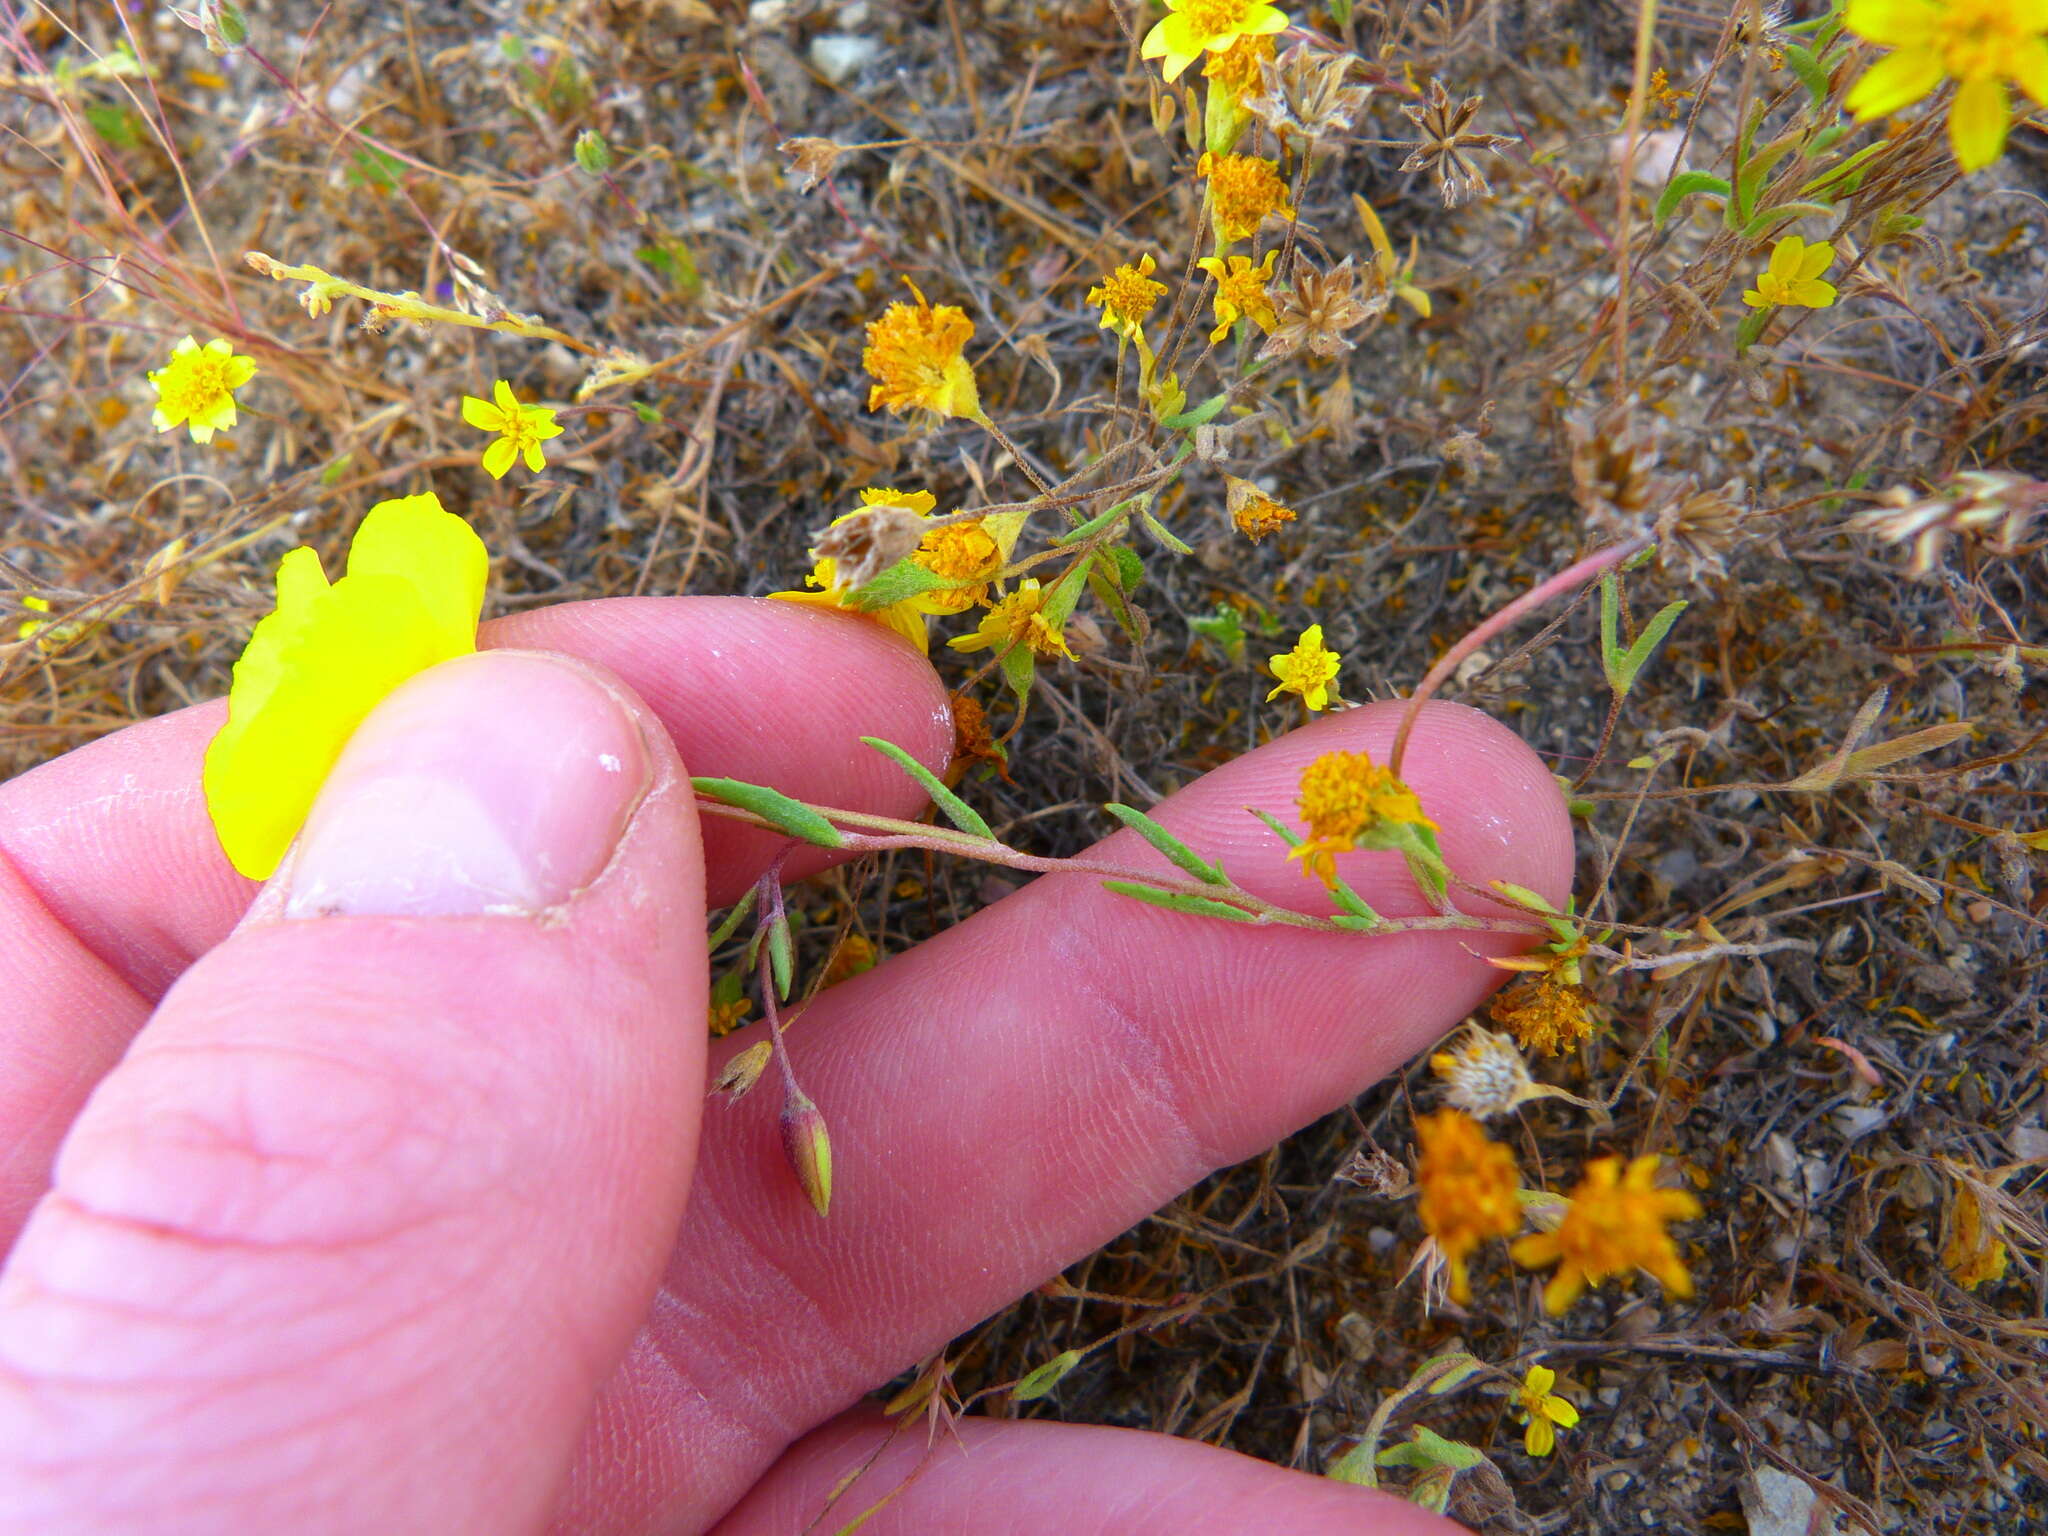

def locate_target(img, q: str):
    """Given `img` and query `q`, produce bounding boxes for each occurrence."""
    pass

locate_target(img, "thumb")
[0,651,705,1534]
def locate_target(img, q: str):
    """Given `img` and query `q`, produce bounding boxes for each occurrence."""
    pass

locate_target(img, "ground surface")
[3,1,2045,1531]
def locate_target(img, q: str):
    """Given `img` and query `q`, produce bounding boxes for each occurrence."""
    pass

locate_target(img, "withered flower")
[1246,43,1375,148]
[808,502,932,590]
[779,137,845,194]
[1399,79,1517,208]
[1565,404,1680,545]
[1655,477,1751,582]
[1259,255,1387,362]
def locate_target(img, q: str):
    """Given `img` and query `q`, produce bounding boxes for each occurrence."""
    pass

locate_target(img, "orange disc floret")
[1286,746,1435,884]
[1489,971,1598,1057]
[913,520,1004,613]
[1510,1153,1703,1315]
[1415,1110,1520,1304]
[1197,151,1296,243]
[862,281,982,420]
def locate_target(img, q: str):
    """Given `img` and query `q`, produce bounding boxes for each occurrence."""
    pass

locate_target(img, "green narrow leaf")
[1329,878,1380,925]
[1012,1349,1084,1402]
[1104,803,1226,884]
[1100,880,1260,922]
[1652,170,1731,228]
[767,912,793,1000]
[692,777,846,848]
[1741,200,1838,240]
[706,886,758,950]
[1160,391,1229,431]
[1616,599,1689,695]
[1599,571,1626,693]
[1042,561,1090,627]
[849,558,948,611]
[1734,303,1772,354]
[862,736,994,840]
[1139,510,1193,554]
[1053,500,1133,545]
[1251,806,1303,848]
[1782,43,1831,107]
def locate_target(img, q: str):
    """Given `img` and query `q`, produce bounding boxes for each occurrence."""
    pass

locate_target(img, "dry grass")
[3,0,2044,1529]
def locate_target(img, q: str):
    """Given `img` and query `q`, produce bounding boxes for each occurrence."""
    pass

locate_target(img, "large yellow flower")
[1140,0,1291,83]
[1843,0,2048,170]
[149,335,258,444]
[203,494,489,879]
[1740,235,1838,309]
[862,282,983,420]
[1510,1153,1703,1315]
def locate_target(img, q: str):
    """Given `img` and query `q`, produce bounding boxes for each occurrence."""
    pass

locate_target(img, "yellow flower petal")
[481,436,519,479]
[1545,1397,1581,1428]
[1525,1417,1555,1457]
[2016,38,2048,107]
[202,572,444,879]
[1795,240,1835,281]
[1845,47,1945,118]
[461,395,503,430]
[1525,1365,1556,1395]
[345,493,491,661]
[1947,75,2010,170]
[493,378,520,412]
[1842,0,1940,48]
[1767,235,1806,280]
[1789,277,1838,307]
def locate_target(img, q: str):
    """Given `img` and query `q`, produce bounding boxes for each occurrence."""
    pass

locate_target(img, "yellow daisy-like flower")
[1489,971,1599,1057]
[202,493,489,879]
[1265,622,1342,710]
[1287,746,1436,884]
[149,335,258,444]
[913,519,1008,614]
[1087,255,1169,344]
[1197,151,1296,243]
[862,280,983,421]
[1414,1110,1520,1305]
[1740,235,1839,309]
[1843,0,2048,171]
[1510,1153,1704,1316]
[1511,1366,1580,1458]
[948,577,1075,660]
[1195,250,1280,342]
[1140,0,1291,83]
[461,379,564,478]
[768,487,937,653]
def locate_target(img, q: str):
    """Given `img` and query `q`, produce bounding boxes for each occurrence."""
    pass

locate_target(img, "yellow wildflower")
[1202,31,1278,95]
[1414,1110,1520,1305]
[16,593,51,643]
[1511,1154,1703,1315]
[1490,972,1599,1057]
[1140,0,1290,83]
[1226,476,1297,542]
[149,335,257,444]
[768,487,936,653]
[1265,622,1342,710]
[1197,151,1296,243]
[1843,0,2048,171]
[461,379,564,478]
[1287,746,1437,884]
[1087,255,1169,343]
[1741,235,1838,309]
[1195,250,1279,342]
[862,280,983,421]
[1511,1366,1580,1457]
[202,493,489,879]
[948,578,1075,660]
[914,519,1008,613]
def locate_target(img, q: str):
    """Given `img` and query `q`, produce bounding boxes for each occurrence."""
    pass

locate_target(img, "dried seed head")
[1245,43,1374,148]
[1565,404,1681,545]
[1399,78,1517,208]
[1851,472,2045,577]
[809,504,931,590]
[1428,1026,1541,1119]
[1259,255,1387,362]
[1655,477,1751,581]
[779,136,846,194]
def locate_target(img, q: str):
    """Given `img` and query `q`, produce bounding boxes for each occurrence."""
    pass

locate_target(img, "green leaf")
[1012,1349,1084,1402]
[83,102,143,149]
[692,777,846,848]
[1104,803,1226,884]
[1652,171,1730,228]
[999,641,1036,707]
[847,558,946,611]
[1415,1351,1486,1395]
[706,886,759,950]
[1053,501,1132,545]
[631,400,662,424]
[345,144,404,191]
[1251,807,1303,848]
[1108,545,1146,591]
[1328,876,1380,925]
[1600,574,1688,699]
[1376,1426,1487,1471]
[766,912,794,1000]
[1191,604,1246,663]
[1733,304,1772,354]
[1100,881,1259,922]
[862,736,995,840]
[1042,561,1090,627]
[1139,510,1192,554]
[1160,391,1229,431]
[1782,43,1831,108]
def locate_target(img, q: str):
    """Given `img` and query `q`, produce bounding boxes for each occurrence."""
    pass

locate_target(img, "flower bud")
[573,129,612,177]
[780,1087,833,1217]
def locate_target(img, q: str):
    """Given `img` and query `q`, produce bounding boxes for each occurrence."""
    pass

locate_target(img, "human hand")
[0,598,1570,1534]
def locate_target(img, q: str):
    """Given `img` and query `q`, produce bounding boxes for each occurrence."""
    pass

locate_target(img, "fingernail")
[280,651,649,918]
